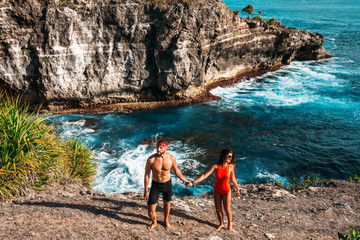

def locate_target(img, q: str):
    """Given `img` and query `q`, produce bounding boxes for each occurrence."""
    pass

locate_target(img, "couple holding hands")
[144,141,240,232]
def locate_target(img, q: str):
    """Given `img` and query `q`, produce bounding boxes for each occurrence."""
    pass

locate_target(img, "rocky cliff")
[1,180,359,239]
[0,0,333,113]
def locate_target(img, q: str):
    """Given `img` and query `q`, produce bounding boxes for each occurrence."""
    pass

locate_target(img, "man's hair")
[157,139,168,146]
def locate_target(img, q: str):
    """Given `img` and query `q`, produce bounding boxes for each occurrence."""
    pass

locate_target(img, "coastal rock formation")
[0,0,333,112]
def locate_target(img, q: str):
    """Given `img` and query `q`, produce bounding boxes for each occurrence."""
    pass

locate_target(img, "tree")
[242,4,254,19]
[258,11,265,15]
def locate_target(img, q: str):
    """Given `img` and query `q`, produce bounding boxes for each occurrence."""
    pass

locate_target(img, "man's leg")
[163,200,171,230]
[214,190,224,231]
[147,203,157,231]
[162,180,172,230]
[147,182,160,231]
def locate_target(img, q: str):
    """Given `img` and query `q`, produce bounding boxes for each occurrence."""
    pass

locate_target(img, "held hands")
[184,181,193,187]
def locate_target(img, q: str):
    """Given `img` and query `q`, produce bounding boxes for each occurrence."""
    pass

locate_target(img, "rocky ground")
[1,180,359,240]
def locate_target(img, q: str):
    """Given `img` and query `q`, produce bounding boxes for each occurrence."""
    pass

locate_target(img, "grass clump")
[338,229,360,240]
[0,92,96,200]
[347,174,360,183]
[276,176,326,191]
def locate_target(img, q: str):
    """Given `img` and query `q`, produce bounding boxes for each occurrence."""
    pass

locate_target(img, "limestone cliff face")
[0,0,332,112]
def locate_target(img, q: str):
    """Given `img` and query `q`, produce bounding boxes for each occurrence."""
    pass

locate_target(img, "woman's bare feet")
[215,224,224,231]
[226,223,232,232]
[164,221,172,230]
[147,223,156,231]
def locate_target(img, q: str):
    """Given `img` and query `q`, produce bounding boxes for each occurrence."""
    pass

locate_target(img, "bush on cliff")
[242,4,254,19]
[347,174,360,183]
[276,176,326,191]
[233,9,240,16]
[266,17,281,27]
[0,92,96,200]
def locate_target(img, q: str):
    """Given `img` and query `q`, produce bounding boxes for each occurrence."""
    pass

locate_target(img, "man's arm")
[170,156,189,185]
[144,157,152,201]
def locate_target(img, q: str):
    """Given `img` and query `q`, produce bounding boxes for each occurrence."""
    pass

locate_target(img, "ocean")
[49,0,360,196]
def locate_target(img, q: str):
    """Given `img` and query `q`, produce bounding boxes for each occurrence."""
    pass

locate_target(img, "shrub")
[347,174,360,183]
[266,17,281,26]
[242,4,254,19]
[253,15,265,23]
[276,176,326,191]
[233,9,240,16]
[64,138,96,188]
[0,92,96,199]
[338,229,360,240]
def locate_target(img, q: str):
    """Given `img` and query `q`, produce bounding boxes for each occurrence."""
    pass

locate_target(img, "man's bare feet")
[147,223,156,231]
[215,224,224,231]
[164,221,172,230]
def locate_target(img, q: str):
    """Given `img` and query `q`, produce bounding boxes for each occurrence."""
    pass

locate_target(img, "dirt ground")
[1,180,359,240]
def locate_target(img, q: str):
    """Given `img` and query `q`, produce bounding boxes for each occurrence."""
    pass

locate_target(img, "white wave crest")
[93,140,207,193]
[209,60,352,109]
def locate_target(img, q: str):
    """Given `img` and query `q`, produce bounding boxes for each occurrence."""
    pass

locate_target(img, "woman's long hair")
[217,148,235,165]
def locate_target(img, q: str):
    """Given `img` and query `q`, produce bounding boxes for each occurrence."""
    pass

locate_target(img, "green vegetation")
[276,176,326,191]
[58,0,78,9]
[143,0,199,8]
[143,0,202,37]
[242,3,280,28]
[43,58,51,73]
[338,229,360,240]
[277,173,360,192]
[266,17,281,27]
[252,15,281,28]
[253,15,265,23]
[347,174,360,183]
[0,92,96,199]
[233,9,240,16]
[242,4,254,19]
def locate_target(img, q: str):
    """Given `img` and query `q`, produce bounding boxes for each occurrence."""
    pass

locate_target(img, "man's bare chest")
[152,158,172,171]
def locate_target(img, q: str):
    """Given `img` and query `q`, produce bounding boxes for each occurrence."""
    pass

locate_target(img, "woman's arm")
[230,165,240,197]
[193,164,217,185]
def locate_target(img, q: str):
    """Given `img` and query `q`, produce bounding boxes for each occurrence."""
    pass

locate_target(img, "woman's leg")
[223,191,232,232]
[214,190,224,231]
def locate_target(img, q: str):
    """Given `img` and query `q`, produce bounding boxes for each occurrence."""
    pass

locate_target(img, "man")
[144,140,190,231]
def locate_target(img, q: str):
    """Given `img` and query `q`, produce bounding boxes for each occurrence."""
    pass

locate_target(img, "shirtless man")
[144,141,190,231]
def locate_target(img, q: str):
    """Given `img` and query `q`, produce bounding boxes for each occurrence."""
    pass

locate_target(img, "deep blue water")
[49,0,360,196]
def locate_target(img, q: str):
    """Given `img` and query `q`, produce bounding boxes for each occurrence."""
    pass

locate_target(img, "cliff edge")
[0,180,358,239]
[0,0,333,113]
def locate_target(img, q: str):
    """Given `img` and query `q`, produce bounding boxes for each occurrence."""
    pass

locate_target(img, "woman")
[192,149,240,232]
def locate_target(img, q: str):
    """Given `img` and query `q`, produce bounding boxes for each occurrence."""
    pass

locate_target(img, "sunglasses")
[226,156,233,159]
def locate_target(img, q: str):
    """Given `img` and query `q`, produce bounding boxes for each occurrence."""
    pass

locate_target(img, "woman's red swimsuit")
[214,164,231,195]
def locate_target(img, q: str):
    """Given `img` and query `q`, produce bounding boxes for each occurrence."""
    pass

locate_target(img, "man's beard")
[157,150,165,156]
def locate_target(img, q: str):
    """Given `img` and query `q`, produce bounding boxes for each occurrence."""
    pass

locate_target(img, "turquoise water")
[49,0,360,196]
